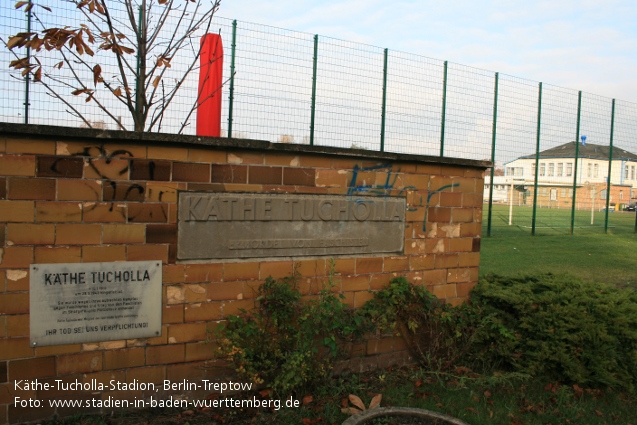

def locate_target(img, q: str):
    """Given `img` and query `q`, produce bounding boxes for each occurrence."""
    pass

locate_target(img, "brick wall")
[0,124,488,424]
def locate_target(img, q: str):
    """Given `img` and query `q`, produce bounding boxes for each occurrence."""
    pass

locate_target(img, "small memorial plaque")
[30,261,162,347]
[178,193,406,260]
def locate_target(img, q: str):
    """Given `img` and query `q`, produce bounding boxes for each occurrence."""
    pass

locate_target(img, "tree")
[5,0,221,132]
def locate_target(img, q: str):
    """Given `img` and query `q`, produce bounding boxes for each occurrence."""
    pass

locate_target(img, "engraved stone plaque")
[178,193,406,260]
[30,261,162,347]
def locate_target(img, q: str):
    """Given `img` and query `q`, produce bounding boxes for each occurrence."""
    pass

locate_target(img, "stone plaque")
[178,193,406,259]
[30,261,162,347]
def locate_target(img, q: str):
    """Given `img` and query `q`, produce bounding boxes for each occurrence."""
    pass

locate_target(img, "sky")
[217,0,637,104]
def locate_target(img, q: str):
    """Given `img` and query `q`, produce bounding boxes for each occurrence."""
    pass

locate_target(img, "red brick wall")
[0,127,486,424]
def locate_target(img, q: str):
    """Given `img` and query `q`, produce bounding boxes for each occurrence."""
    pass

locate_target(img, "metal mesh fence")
[1,2,636,236]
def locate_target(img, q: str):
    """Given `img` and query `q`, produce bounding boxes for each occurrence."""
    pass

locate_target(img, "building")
[484,142,637,209]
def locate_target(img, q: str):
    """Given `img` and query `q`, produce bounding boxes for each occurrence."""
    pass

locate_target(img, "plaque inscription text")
[178,193,406,259]
[30,261,162,347]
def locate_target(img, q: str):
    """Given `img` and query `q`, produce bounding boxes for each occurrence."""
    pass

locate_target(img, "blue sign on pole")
[581,135,587,146]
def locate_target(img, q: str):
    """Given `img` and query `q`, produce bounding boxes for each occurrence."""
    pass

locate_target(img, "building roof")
[518,142,637,161]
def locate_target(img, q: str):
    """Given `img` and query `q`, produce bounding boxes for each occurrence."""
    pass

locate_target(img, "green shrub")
[361,276,478,371]
[469,273,637,391]
[215,265,369,396]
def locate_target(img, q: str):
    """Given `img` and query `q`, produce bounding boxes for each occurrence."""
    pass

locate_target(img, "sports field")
[484,204,637,236]
[480,205,637,287]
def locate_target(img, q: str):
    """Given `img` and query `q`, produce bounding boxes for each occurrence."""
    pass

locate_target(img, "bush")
[361,276,477,371]
[470,273,637,391]
[215,265,369,396]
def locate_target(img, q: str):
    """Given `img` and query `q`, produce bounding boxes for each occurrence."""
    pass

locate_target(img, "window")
[548,163,554,177]
[632,166,636,180]
[540,163,546,177]
[541,187,548,196]
[568,189,573,198]
[506,167,512,176]
[626,165,630,179]
[531,163,536,176]
[587,163,592,178]
[557,163,563,177]
[594,163,599,178]
[566,163,573,177]
[550,189,557,201]
[561,188,566,198]
[601,189,607,200]
[620,191,624,200]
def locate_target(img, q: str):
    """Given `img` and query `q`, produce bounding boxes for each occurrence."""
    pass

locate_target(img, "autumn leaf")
[368,394,382,410]
[340,407,363,416]
[92,64,101,86]
[113,87,122,97]
[72,88,91,96]
[484,390,492,398]
[594,410,603,416]
[348,394,366,411]
[302,395,313,406]
[33,66,42,82]
[152,76,161,88]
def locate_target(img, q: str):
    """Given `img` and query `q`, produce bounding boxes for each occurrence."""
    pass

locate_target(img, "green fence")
[1,4,636,236]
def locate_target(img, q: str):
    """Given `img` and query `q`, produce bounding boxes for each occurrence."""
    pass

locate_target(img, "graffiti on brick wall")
[346,164,460,231]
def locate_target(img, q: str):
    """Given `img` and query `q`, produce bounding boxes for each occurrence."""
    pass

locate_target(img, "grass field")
[484,204,637,236]
[481,205,637,287]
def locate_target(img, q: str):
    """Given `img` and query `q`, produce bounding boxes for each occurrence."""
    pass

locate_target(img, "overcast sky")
[217,0,637,104]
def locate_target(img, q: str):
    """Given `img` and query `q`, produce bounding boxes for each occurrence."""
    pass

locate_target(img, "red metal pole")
[196,34,223,137]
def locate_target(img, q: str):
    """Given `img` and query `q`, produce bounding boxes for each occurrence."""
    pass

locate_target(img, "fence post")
[440,60,448,156]
[380,48,388,152]
[570,90,583,235]
[24,1,32,124]
[227,19,237,138]
[531,82,543,236]
[487,72,499,237]
[310,34,318,146]
[604,99,615,233]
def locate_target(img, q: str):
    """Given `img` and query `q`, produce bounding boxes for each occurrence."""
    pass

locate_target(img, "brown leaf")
[414,379,423,387]
[72,88,90,96]
[92,64,101,86]
[340,397,349,408]
[15,1,30,9]
[341,407,363,416]
[6,34,26,50]
[348,394,366,411]
[181,410,194,416]
[152,76,160,88]
[572,384,583,398]
[302,419,323,425]
[113,87,122,97]
[368,394,382,410]
[484,390,492,398]
[594,410,603,417]
[489,410,494,418]
[302,395,313,406]
[259,389,272,398]
[33,66,42,82]
[465,407,478,414]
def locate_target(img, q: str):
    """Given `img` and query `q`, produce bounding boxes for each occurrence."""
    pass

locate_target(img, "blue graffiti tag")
[422,183,460,231]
